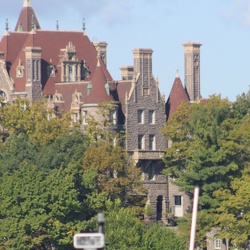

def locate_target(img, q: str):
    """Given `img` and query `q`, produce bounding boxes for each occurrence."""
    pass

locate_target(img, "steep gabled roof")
[15,0,41,32]
[166,73,190,119]
[83,59,114,104]
[0,30,113,96]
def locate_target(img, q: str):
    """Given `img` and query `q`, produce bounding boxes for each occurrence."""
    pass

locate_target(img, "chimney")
[183,42,202,102]
[120,66,134,80]
[93,41,108,66]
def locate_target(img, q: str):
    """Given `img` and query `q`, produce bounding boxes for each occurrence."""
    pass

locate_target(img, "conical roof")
[166,72,190,119]
[15,0,41,32]
[84,59,114,104]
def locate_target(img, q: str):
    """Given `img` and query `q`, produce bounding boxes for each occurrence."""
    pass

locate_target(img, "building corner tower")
[183,42,202,102]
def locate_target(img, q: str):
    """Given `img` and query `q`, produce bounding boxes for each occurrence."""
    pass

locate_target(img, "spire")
[166,74,190,119]
[23,0,32,7]
[15,0,41,32]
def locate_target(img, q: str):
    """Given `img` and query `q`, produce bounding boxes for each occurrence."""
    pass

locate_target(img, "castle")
[0,0,202,224]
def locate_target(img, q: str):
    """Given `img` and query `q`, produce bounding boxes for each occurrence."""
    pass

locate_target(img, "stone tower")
[183,42,202,102]
[24,46,42,101]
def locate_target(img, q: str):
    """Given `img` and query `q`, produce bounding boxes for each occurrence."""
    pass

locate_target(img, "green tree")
[213,113,250,248]
[0,162,89,250]
[104,199,187,250]
[0,98,71,147]
[0,133,37,175]
[141,223,186,250]
[162,94,250,246]
[35,129,89,170]
[104,199,144,250]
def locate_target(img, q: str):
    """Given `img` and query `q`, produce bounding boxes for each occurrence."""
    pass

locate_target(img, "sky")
[1,0,250,101]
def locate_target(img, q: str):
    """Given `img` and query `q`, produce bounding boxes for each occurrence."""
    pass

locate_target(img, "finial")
[24,0,32,7]
[176,69,179,78]
[82,18,86,35]
[82,18,86,31]
[5,18,9,32]
[56,20,59,31]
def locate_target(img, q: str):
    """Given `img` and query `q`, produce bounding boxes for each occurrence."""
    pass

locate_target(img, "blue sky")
[1,0,250,101]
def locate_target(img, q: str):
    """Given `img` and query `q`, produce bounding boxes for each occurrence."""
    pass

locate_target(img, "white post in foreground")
[189,186,200,250]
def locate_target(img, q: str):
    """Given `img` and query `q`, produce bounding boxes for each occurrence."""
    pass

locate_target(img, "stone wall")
[0,60,14,102]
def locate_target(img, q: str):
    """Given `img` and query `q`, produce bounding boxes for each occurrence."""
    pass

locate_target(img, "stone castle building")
[0,3,223,247]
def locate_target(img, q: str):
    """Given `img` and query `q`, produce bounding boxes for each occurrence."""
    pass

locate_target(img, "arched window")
[0,91,7,106]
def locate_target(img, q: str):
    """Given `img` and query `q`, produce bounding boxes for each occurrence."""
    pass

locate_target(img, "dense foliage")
[0,100,150,249]
[162,91,250,248]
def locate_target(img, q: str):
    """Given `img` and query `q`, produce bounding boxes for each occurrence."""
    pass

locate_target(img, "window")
[174,196,182,206]
[214,238,221,249]
[82,110,88,124]
[148,110,155,124]
[143,88,149,95]
[174,195,183,217]
[138,135,145,150]
[138,110,144,124]
[109,110,117,125]
[149,135,155,150]
[73,113,78,123]
[0,91,7,106]
[69,65,75,82]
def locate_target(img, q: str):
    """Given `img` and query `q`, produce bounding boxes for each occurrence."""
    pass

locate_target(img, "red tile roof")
[166,75,190,119]
[0,30,113,98]
[84,59,114,104]
[15,5,41,32]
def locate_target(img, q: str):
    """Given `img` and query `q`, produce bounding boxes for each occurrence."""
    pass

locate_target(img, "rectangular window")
[82,110,88,124]
[138,135,145,150]
[214,239,221,249]
[143,88,149,95]
[148,110,155,124]
[69,65,75,82]
[138,110,144,124]
[174,195,183,217]
[109,110,116,125]
[73,113,78,123]
[174,196,182,206]
[149,135,155,150]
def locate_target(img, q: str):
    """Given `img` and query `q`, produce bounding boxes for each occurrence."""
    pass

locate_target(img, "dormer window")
[60,42,82,82]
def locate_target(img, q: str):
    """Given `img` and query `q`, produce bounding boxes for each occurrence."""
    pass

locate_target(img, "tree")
[104,199,186,250]
[213,113,250,249]
[104,199,144,250]
[0,162,90,250]
[0,133,37,175]
[0,98,71,147]
[161,94,250,246]
[82,102,145,211]
[35,129,89,170]
[141,223,186,250]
